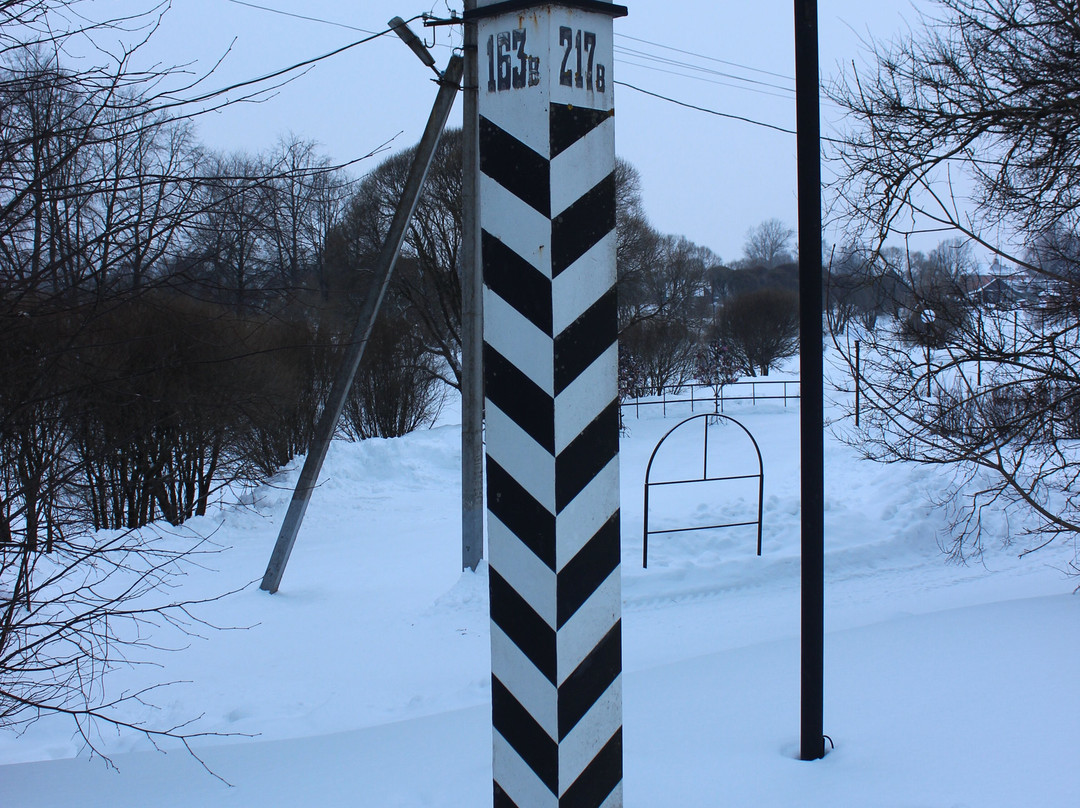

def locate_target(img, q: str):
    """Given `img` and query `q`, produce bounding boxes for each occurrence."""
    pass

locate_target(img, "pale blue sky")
[125,0,927,261]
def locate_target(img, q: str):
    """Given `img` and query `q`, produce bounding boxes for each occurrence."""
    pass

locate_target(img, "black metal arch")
[642,413,765,568]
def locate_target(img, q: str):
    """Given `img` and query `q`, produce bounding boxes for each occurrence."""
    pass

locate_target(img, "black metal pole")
[795,0,825,762]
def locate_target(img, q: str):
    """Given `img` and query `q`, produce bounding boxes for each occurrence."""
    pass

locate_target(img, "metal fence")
[620,379,801,418]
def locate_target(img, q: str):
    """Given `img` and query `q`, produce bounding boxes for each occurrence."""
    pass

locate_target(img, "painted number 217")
[560,27,605,92]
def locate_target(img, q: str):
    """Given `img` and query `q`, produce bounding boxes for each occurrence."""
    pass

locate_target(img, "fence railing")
[621,379,800,418]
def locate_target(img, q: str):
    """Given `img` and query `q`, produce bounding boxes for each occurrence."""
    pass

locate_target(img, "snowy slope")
[2,382,1077,807]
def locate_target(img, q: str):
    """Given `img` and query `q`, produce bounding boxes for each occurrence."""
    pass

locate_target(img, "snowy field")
[2,368,1078,807]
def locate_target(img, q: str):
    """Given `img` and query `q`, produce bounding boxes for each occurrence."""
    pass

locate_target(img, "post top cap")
[465,1,629,21]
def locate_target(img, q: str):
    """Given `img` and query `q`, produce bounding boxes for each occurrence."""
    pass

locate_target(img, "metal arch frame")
[642,413,765,568]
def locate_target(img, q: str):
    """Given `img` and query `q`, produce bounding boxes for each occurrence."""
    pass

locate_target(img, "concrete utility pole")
[259,51,464,594]
[794,0,826,762]
[466,0,627,804]
[461,0,485,572]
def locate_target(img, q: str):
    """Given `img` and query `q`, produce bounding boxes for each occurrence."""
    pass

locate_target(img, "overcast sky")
[121,0,929,262]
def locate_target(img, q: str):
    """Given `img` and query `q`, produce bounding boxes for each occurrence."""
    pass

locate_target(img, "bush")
[619,317,697,394]
[931,381,1080,445]
[713,288,800,377]
[693,336,740,402]
[339,311,444,441]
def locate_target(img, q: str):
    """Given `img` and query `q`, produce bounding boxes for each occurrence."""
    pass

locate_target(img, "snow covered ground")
[2,372,1078,807]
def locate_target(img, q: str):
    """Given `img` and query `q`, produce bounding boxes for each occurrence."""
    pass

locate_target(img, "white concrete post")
[466,2,627,805]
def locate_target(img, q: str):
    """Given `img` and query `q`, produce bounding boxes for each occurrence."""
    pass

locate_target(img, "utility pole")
[795,0,826,762]
[466,1,628,804]
[259,45,464,594]
[461,0,484,572]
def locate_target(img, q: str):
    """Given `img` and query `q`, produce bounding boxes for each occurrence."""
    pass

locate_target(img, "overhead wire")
[223,0,380,34]
[211,5,795,143]
[615,44,795,94]
[617,32,795,81]
[619,79,1015,177]
[224,0,458,50]
[222,5,797,91]
[615,57,797,101]
[609,29,862,129]
[615,80,797,136]
[213,5,800,150]
[212,3,985,174]
[222,1,794,109]
[223,0,789,95]
[172,19,420,110]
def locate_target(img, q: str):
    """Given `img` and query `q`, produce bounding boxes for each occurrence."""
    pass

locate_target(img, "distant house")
[970,275,1021,308]
[958,260,1029,309]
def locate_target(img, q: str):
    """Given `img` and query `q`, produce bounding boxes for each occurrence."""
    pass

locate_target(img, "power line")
[213,6,996,176]
[212,12,791,131]
[616,32,794,82]
[615,80,797,135]
[225,2,789,88]
[619,79,1014,177]
[223,0,379,34]
[615,56,797,101]
[615,44,795,94]
[171,20,418,112]
[225,0,458,51]
[223,2,792,109]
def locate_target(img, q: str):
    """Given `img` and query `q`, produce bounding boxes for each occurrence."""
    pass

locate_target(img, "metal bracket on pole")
[461,0,485,572]
[259,54,465,594]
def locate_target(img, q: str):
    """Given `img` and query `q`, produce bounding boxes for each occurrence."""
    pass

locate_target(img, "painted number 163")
[486,30,541,92]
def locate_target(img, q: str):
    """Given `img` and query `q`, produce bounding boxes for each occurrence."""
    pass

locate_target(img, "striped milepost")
[467,1,628,806]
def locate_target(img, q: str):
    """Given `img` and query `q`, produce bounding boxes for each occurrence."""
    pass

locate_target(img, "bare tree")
[334,129,465,387]
[0,5,239,761]
[0,521,242,764]
[0,0,379,762]
[619,232,713,330]
[621,316,699,393]
[613,158,662,330]
[262,135,353,296]
[713,288,800,377]
[338,143,699,393]
[618,233,716,391]
[742,218,795,269]
[828,0,1080,564]
[185,153,276,310]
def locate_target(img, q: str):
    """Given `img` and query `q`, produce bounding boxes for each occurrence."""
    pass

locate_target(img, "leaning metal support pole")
[795,0,826,761]
[260,55,465,594]
[461,0,485,572]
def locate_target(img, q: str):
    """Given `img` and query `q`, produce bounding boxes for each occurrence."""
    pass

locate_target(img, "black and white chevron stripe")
[481,87,622,808]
